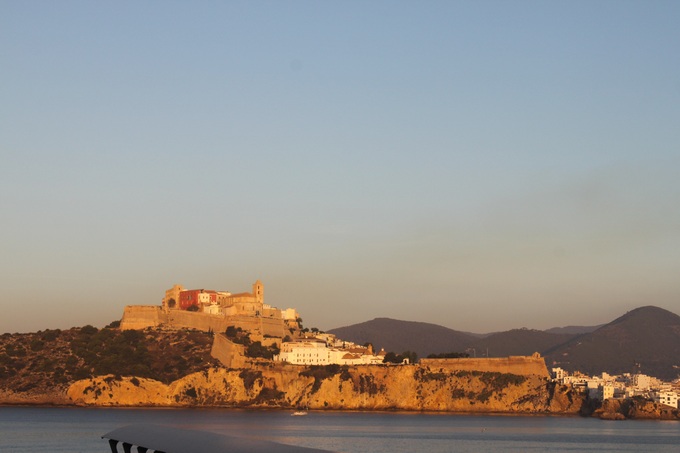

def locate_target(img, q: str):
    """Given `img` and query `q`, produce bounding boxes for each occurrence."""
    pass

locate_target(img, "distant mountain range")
[328,306,680,381]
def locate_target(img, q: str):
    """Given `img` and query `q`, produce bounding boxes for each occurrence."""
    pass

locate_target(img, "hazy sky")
[2,1,679,334]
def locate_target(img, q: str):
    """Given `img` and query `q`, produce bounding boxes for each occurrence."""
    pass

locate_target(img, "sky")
[1,1,679,334]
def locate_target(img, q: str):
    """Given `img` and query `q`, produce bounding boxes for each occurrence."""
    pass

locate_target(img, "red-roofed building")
[179,289,217,310]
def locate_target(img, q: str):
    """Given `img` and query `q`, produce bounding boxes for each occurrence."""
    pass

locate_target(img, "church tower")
[252,280,264,305]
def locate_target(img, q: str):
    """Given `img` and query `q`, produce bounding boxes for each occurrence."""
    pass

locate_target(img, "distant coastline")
[1,299,678,421]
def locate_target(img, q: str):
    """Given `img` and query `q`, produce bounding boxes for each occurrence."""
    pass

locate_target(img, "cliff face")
[65,364,583,414]
[592,398,680,421]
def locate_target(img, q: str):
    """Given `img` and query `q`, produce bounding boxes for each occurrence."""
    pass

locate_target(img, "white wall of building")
[652,391,679,408]
[275,341,385,366]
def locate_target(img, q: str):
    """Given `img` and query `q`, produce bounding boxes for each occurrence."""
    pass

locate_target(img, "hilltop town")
[0,279,678,419]
[115,280,680,417]
[121,280,395,367]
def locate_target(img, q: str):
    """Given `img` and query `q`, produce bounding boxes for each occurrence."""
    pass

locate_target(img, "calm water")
[0,407,678,452]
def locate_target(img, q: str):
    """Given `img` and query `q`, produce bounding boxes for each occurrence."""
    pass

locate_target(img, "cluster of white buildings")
[552,368,679,409]
[274,333,387,366]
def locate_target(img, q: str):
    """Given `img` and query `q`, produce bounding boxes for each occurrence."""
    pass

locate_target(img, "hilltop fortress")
[0,279,571,413]
[120,280,299,340]
[119,280,549,379]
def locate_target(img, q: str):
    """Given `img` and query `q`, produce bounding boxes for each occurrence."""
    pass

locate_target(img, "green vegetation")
[479,371,527,389]
[225,326,243,339]
[239,369,262,390]
[449,370,527,390]
[0,326,218,393]
[476,389,494,402]
[185,387,198,398]
[254,387,286,404]
[301,364,352,393]
[70,328,153,378]
[225,326,280,359]
[246,341,279,360]
[357,374,379,395]
[415,370,448,382]
[383,350,418,364]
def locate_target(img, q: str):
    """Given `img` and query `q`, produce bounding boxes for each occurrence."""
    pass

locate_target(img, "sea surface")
[0,407,678,452]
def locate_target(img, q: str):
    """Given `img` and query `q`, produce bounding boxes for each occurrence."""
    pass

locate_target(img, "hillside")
[543,306,680,381]
[544,325,602,335]
[328,318,477,358]
[329,306,680,381]
[467,329,577,358]
[0,325,218,401]
[328,319,579,359]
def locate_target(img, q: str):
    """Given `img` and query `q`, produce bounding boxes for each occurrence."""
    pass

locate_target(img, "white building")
[276,340,330,365]
[275,341,385,366]
[552,367,566,381]
[652,391,679,409]
[281,308,299,321]
[632,374,652,390]
[601,383,615,400]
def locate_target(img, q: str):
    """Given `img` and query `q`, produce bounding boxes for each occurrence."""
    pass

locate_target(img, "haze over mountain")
[544,325,602,335]
[329,306,680,381]
[543,306,680,381]
[328,318,477,358]
[466,329,576,359]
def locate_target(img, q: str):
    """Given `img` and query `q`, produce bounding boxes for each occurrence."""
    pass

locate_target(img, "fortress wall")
[226,315,285,339]
[210,333,246,368]
[120,306,166,330]
[227,315,261,333]
[163,312,286,338]
[261,317,285,338]
[166,311,232,333]
[120,305,287,339]
[420,356,550,378]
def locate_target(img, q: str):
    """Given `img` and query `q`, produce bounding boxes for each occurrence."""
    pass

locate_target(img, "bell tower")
[253,280,264,305]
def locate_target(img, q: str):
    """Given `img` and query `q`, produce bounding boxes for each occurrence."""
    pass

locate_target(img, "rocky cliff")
[64,363,584,414]
[587,397,680,421]
[2,326,676,420]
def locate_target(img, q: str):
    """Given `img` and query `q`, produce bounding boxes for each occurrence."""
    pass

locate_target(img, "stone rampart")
[120,306,286,339]
[210,333,246,368]
[166,310,232,333]
[120,306,166,330]
[419,354,550,378]
[261,317,285,338]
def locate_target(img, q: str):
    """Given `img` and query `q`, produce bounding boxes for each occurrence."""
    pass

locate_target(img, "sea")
[0,407,678,452]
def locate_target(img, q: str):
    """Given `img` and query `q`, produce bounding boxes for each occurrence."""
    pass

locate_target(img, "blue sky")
[2,1,679,334]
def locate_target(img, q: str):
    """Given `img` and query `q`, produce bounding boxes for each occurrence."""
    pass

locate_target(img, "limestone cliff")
[65,364,583,414]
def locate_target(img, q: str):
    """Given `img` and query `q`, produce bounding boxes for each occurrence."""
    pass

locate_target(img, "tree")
[225,326,240,338]
[187,304,200,312]
[383,350,418,364]
[383,352,399,364]
[402,351,418,364]
[80,325,98,335]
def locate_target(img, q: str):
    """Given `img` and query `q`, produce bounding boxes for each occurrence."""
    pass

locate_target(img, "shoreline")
[1,401,674,421]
